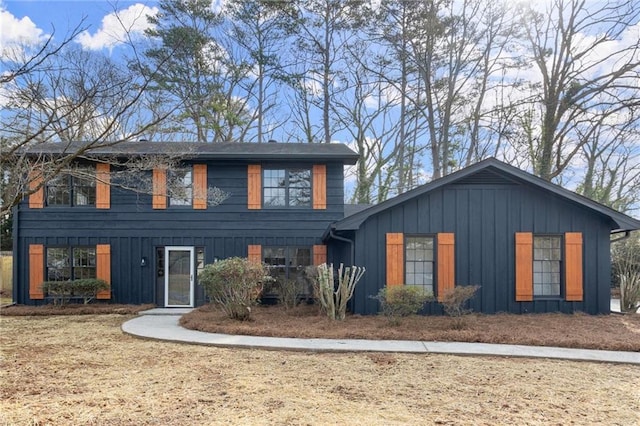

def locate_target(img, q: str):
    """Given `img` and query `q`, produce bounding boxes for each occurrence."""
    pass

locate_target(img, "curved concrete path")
[121,311,640,365]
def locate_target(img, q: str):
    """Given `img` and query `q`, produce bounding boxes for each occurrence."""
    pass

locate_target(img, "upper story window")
[533,235,562,297]
[168,168,193,207]
[46,169,96,207]
[263,168,311,208]
[405,236,435,294]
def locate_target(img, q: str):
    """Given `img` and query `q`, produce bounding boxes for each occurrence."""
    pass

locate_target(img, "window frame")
[46,246,97,282]
[404,235,436,296]
[45,168,96,207]
[167,166,194,207]
[532,234,563,299]
[262,246,312,295]
[262,167,312,209]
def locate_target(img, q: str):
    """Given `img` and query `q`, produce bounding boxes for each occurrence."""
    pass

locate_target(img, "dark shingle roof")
[331,157,640,233]
[24,141,360,164]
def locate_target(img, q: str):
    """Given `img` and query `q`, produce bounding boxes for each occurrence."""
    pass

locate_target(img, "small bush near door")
[198,257,271,321]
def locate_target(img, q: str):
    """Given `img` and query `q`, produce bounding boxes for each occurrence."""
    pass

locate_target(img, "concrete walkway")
[122,310,640,365]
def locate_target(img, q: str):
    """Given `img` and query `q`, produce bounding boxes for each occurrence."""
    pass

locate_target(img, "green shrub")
[440,285,480,329]
[41,279,109,305]
[373,286,432,325]
[198,257,270,321]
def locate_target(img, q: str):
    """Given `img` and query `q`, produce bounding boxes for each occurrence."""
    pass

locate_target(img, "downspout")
[610,230,631,243]
[328,228,355,266]
[11,204,19,304]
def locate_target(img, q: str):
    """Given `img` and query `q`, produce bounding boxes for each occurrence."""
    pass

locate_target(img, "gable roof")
[23,141,360,165]
[332,157,640,234]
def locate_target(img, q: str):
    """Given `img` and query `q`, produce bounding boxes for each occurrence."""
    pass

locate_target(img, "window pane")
[47,248,71,281]
[47,175,70,206]
[288,169,311,188]
[263,168,311,207]
[72,248,97,280]
[169,169,193,206]
[264,188,285,206]
[405,236,435,294]
[73,168,96,206]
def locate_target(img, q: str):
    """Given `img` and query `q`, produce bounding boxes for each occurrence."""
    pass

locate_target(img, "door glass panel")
[166,249,193,306]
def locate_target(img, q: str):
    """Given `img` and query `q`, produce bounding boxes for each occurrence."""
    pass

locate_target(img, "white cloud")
[77,3,158,51]
[0,3,46,59]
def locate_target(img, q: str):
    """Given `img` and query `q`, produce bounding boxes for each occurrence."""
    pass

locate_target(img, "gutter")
[328,228,355,266]
[610,230,631,243]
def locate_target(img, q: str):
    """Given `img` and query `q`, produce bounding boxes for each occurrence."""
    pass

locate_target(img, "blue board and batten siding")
[14,161,345,306]
[346,180,613,315]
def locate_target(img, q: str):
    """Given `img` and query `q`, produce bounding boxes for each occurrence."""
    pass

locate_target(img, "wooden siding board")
[96,244,111,299]
[28,171,44,209]
[28,244,44,299]
[312,164,327,209]
[96,163,111,209]
[313,244,327,265]
[152,169,167,209]
[436,233,455,301]
[247,164,262,209]
[515,232,533,301]
[386,233,404,286]
[193,164,208,209]
[565,232,583,302]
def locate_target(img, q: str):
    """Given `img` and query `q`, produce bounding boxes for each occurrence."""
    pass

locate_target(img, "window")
[263,168,311,207]
[168,168,193,206]
[263,247,312,293]
[46,247,96,281]
[405,236,435,294]
[533,235,561,297]
[46,169,96,207]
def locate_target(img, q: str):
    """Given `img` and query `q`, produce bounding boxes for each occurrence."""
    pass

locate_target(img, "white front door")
[164,246,194,307]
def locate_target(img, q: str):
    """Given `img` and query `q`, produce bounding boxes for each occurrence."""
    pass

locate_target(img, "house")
[13,141,358,307]
[13,145,640,314]
[324,158,640,315]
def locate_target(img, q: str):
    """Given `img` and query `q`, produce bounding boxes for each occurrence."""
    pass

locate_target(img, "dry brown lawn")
[1,314,639,425]
[181,304,640,352]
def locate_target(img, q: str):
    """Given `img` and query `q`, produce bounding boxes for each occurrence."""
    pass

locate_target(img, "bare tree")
[515,0,640,180]
[576,111,640,214]
[288,0,364,144]
[0,14,180,215]
[224,0,299,143]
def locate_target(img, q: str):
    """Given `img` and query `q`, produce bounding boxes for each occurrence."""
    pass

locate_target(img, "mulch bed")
[180,303,640,352]
[0,303,154,316]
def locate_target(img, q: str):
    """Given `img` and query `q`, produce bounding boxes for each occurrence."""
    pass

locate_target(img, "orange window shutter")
[313,164,327,210]
[193,164,208,210]
[386,233,404,287]
[247,165,262,210]
[152,168,167,209]
[96,163,111,209]
[29,244,44,300]
[96,244,111,300]
[565,232,583,301]
[248,245,262,263]
[515,232,534,302]
[28,171,44,208]
[437,233,455,302]
[313,245,327,266]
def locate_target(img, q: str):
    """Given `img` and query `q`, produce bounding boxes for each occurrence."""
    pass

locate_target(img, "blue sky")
[1,1,160,54]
